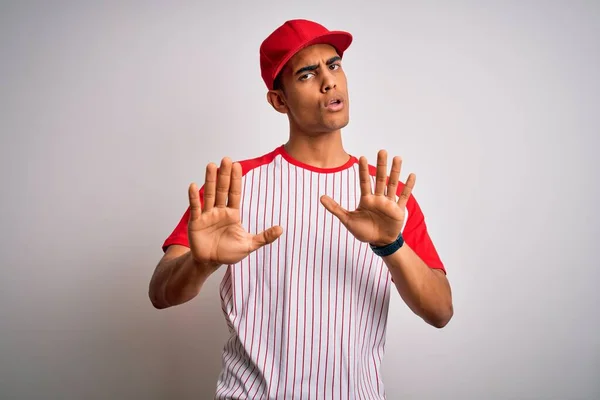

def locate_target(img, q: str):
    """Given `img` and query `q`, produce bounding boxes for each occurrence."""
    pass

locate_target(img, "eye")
[330,63,341,71]
[299,72,315,81]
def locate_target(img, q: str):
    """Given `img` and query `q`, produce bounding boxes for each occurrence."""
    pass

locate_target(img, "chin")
[326,116,350,131]
[324,109,350,126]
[299,115,350,135]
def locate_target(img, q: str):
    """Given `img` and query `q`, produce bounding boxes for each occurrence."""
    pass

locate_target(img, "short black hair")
[273,72,283,91]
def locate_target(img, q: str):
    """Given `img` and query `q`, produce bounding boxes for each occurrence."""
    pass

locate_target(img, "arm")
[149,158,282,310]
[320,149,453,328]
[382,244,453,328]
[148,244,220,309]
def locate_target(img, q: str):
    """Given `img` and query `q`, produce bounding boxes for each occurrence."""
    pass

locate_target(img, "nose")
[321,70,337,93]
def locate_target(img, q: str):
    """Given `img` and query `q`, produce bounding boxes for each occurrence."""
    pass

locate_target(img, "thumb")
[320,195,349,225]
[250,225,283,252]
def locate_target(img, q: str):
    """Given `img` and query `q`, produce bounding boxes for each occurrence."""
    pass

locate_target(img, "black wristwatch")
[369,232,404,257]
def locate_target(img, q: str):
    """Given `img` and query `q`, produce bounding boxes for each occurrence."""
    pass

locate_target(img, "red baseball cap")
[260,19,353,90]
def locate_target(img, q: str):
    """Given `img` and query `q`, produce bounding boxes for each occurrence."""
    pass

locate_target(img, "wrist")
[369,232,404,257]
[189,253,220,276]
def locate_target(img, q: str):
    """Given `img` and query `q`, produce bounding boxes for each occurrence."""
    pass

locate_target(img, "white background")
[1,1,598,399]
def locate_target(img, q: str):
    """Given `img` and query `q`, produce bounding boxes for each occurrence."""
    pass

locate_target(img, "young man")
[149,19,453,399]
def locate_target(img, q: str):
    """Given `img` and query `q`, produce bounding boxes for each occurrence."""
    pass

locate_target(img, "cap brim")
[271,31,353,89]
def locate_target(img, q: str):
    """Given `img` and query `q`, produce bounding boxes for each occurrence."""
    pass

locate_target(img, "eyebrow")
[294,56,342,76]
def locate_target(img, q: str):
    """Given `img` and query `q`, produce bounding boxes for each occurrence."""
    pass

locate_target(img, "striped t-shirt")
[163,145,445,399]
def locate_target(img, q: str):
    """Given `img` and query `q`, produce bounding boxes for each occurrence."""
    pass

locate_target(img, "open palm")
[188,159,282,267]
[320,150,415,247]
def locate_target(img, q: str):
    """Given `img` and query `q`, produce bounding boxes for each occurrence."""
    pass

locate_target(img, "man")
[149,19,453,399]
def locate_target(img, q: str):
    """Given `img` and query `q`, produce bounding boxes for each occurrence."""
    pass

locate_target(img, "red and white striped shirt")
[163,145,445,399]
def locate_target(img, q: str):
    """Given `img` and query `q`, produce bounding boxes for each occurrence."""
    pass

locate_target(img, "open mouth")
[326,97,344,111]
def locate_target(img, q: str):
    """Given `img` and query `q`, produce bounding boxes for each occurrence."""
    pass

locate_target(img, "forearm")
[149,250,219,309]
[382,243,453,328]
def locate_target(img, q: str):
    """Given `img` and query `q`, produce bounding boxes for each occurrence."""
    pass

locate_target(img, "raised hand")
[188,158,283,267]
[320,150,415,247]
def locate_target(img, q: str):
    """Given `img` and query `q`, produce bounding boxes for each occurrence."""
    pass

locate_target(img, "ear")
[266,90,289,114]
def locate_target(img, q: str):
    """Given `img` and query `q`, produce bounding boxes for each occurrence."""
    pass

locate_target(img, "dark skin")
[267,47,350,135]
[148,43,453,328]
[266,44,352,169]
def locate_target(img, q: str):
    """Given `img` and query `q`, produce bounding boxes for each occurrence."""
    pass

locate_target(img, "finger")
[397,173,416,208]
[188,182,201,221]
[251,225,283,251]
[359,156,372,197]
[387,156,402,201]
[227,162,242,209]
[320,195,350,226]
[202,163,218,212]
[374,149,388,196]
[215,157,232,208]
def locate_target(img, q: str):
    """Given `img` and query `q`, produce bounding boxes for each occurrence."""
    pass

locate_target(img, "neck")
[284,129,350,169]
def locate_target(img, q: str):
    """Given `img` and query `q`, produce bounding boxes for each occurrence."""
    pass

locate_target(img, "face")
[268,43,350,135]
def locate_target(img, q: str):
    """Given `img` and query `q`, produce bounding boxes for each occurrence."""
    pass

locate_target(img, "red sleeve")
[403,191,446,274]
[367,164,445,273]
[161,185,205,252]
